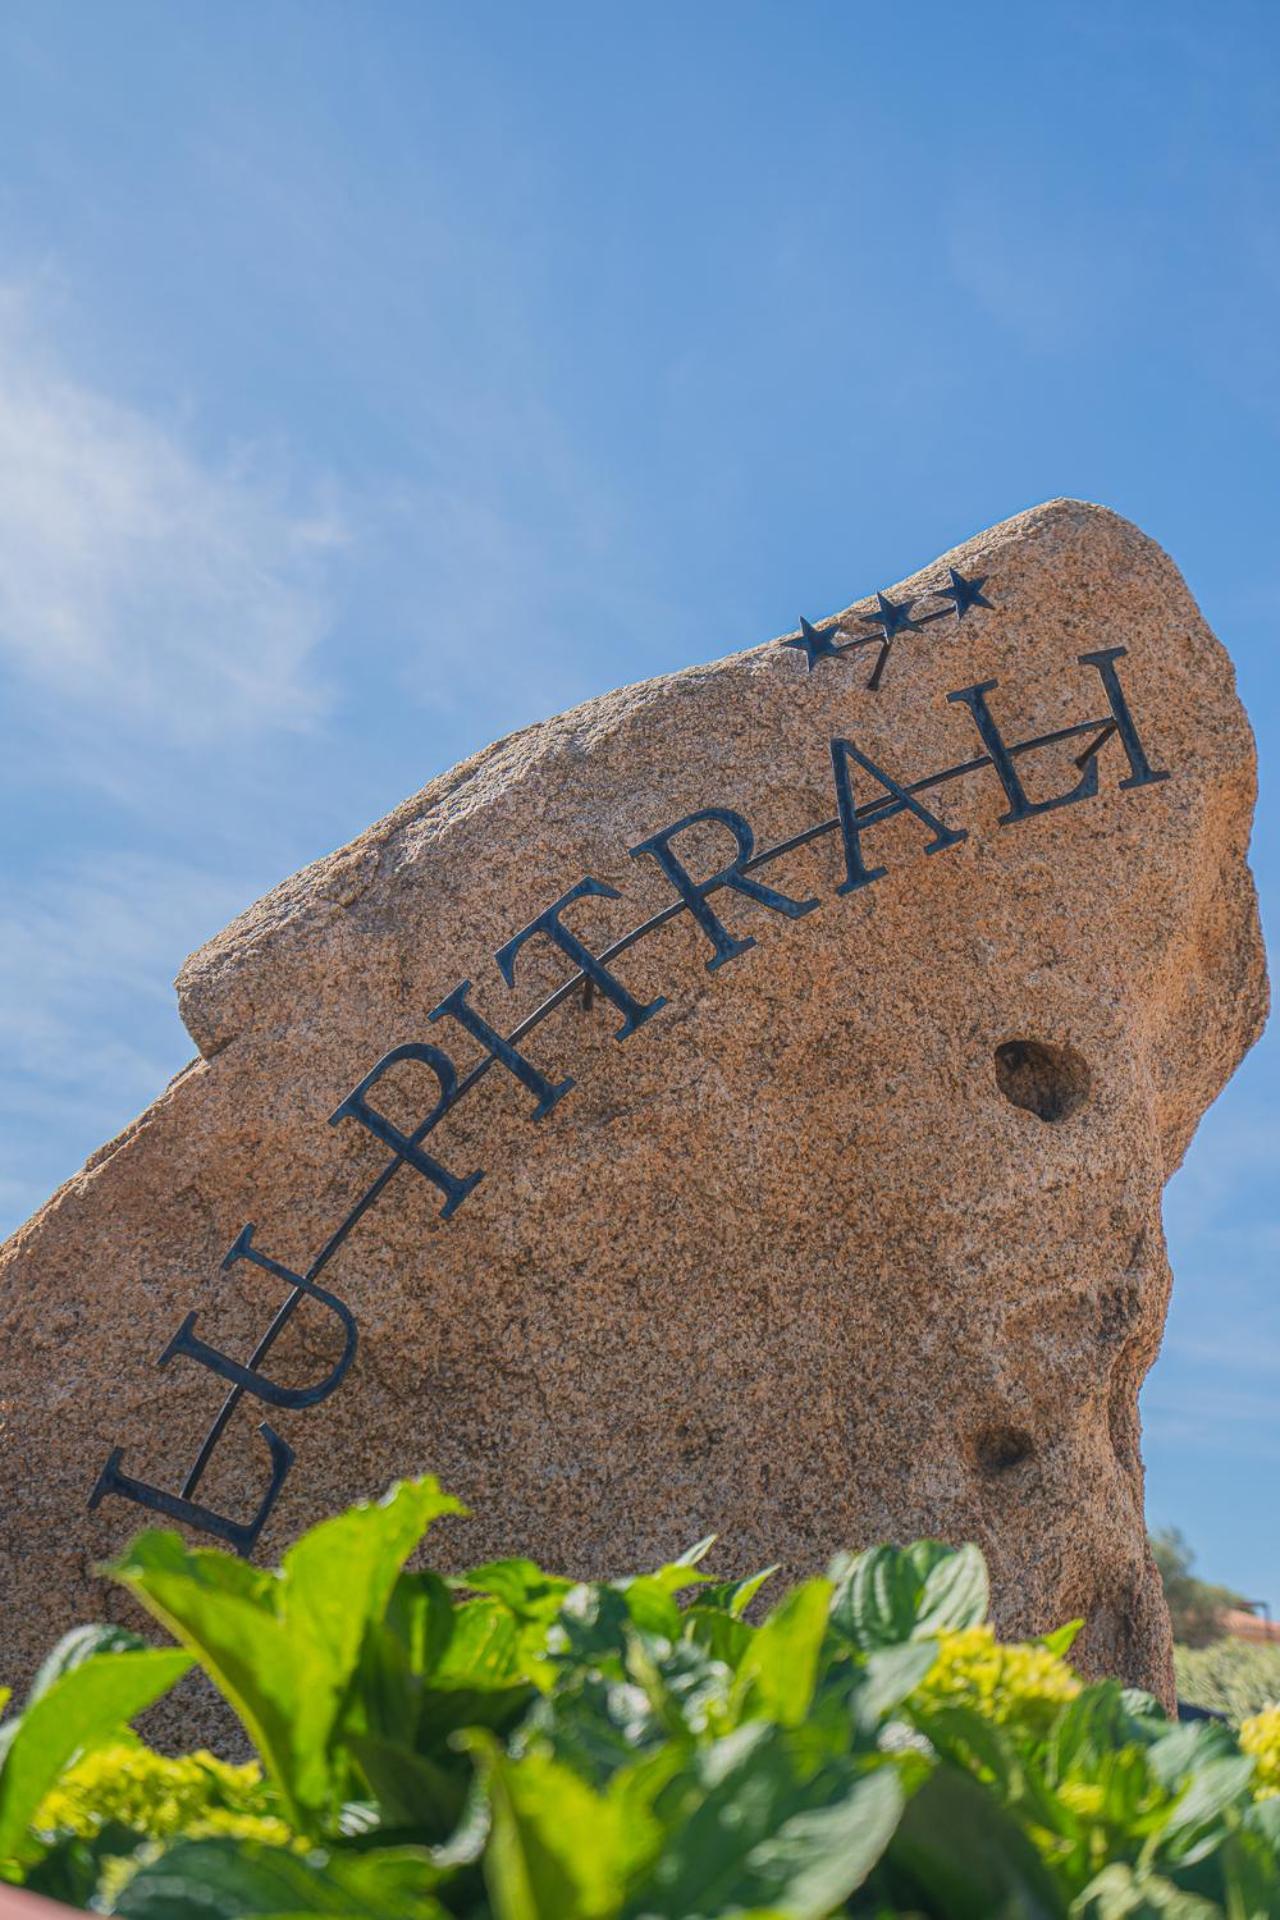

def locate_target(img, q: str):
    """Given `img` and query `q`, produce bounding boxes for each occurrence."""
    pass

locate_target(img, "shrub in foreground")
[2,1478,1280,1917]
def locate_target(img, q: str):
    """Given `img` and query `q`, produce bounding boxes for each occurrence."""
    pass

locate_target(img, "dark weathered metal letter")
[496,876,667,1039]
[429,980,573,1118]
[947,678,1100,824]
[829,737,967,894]
[329,1042,483,1216]
[628,806,819,971]
[89,1423,294,1557]
[1077,648,1170,789]
[156,1225,357,1410]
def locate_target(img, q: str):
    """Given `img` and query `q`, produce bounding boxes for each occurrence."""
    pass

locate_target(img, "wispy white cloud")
[1142,1381,1280,1455]
[1163,1091,1280,1240]
[0,284,344,751]
[0,849,237,1078]
[1161,1328,1280,1379]
[0,850,246,1233]
[0,273,667,1242]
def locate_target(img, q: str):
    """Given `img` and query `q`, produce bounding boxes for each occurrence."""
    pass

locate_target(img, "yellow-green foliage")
[34,1741,293,1848]
[914,1622,1081,1738]
[1241,1706,1280,1801]
[4,1482,1280,1917]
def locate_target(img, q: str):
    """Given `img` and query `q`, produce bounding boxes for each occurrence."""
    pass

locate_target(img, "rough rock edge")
[175,496,1198,1060]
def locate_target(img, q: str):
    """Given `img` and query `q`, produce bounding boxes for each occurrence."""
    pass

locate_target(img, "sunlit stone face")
[0,500,1265,1732]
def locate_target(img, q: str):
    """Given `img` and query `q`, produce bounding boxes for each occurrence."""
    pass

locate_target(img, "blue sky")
[1,1,1276,1602]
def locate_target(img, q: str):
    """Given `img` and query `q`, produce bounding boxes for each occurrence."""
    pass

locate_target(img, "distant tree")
[1151,1527,1248,1648]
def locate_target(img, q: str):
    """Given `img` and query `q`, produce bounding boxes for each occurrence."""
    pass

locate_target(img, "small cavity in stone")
[994,1039,1091,1124]
[973,1426,1035,1475]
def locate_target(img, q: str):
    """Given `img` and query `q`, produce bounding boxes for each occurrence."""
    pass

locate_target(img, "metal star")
[933,567,993,619]
[782,615,844,672]
[859,591,923,641]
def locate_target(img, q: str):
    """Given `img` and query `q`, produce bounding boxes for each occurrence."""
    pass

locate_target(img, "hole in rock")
[994,1039,1091,1124]
[973,1426,1035,1475]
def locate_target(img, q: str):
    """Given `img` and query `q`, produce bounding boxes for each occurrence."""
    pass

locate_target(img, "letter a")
[829,737,967,895]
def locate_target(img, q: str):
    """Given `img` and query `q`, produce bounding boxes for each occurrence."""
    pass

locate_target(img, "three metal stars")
[782,567,993,685]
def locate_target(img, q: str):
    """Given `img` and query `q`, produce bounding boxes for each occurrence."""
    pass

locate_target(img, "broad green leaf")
[624,1723,901,1918]
[1040,1619,1086,1659]
[622,1721,791,1913]
[903,1540,956,1584]
[463,1560,574,1621]
[1052,1684,1139,1783]
[908,1702,1025,1800]
[672,1534,719,1568]
[626,1546,714,1600]
[432,1597,525,1687]
[628,1636,734,1741]
[1117,1689,1169,1742]
[341,1584,535,1831]
[23,1820,150,1908]
[857,1640,940,1726]
[418,1683,537,1751]
[682,1606,753,1670]
[617,1577,682,1642]
[1073,1861,1222,1918]
[525,1672,660,1787]
[109,1837,447,1918]
[467,1736,625,1920]
[550,1586,635,1666]
[109,1478,460,1830]
[26,1625,148,1705]
[1146,1721,1238,1795]
[1245,1794,1280,1849]
[606,1746,685,1885]
[108,1536,327,1832]
[1211,1827,1280,1920]
[883,1763,1066,1919]
[828,1548,920,1652]
[914,1545,990,1636]
[1160,1753,1256,1862]
[699,1566,779,1619]
[348,1616,420,1754]
[828,1542,992,1653]
[733,1580,831,1727]
[0,1647,191,1858]
[279,1479,466,1692]
[1091,1747,1170,1842]
[342,1733,468,1837]
[726,1765,904,1919]
[103,1530,279,1613]
[382,1572,457,1682]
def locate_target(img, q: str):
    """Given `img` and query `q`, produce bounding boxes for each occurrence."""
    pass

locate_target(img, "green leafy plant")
[3,1478,1280,1916]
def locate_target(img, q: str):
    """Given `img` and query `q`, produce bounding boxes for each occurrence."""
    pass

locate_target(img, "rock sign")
[0,499,1266,1713]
